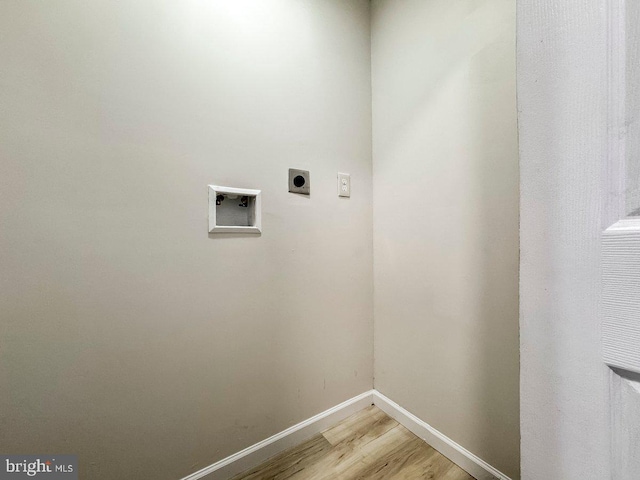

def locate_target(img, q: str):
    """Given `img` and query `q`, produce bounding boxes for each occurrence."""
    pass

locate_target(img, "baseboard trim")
[372,390,512,480]
[181,389,512,480]
[180,390,375,480]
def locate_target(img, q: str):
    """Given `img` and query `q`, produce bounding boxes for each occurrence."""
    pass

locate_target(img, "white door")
[602,0,640,477]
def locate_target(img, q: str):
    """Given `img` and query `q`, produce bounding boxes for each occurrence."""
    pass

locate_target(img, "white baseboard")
[180,390,375,480]
[372,391,512,480]
[181,389,512,480]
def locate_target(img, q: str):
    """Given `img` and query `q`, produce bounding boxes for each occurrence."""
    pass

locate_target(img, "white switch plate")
[338,173,350,197]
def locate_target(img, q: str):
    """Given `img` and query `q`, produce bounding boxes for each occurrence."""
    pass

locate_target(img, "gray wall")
[0,1,373,479]
[371,0,520,478]
[518,0,611,478]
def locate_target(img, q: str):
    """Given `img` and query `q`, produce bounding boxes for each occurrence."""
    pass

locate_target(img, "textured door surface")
[602,1,640,478]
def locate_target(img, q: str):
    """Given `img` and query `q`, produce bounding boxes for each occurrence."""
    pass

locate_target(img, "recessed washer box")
[208,185,262,234]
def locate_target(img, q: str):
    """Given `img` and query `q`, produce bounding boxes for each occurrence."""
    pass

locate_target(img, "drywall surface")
[0,1,373,478]
[517,0,611,478]
[371,0,519,478]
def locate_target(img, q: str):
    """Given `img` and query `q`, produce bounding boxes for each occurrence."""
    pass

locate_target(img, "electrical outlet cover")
[289,169,310,195]
[338,173,350,197]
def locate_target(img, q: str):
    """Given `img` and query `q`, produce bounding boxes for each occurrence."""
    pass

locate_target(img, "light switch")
[338,173,350,197]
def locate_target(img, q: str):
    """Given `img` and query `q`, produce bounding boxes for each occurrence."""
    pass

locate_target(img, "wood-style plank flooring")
[231,405,475,480]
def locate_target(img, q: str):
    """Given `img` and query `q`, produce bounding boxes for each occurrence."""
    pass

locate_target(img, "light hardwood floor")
[231,405,475,480]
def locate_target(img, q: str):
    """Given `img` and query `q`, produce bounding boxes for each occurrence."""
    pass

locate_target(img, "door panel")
[603,0,640,478]
[626,0,640,217]
[611,370,640,479]
[602,221,640,374]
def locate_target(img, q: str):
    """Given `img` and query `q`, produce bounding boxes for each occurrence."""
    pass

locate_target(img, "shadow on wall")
[470,23,521,479]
